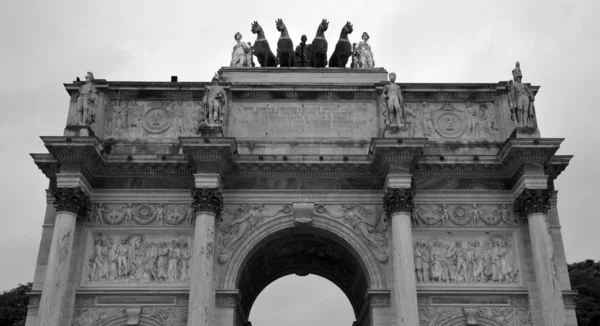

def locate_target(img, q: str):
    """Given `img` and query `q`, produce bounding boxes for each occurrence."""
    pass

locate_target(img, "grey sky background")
[0,0,598,325]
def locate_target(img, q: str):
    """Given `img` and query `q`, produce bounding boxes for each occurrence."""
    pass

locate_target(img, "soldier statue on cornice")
[199,73,227,128]
[508,62,536,128]
[76,72,98,125]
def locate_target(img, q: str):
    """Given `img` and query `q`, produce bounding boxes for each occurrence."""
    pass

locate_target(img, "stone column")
[383,188,419,326]
[188,187,223,326]
[514,188,566,326]
[36,187,90,326]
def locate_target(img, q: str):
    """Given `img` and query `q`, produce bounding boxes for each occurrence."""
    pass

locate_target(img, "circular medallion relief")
[134,204,157,225]
[142,108,172,134]
[434,111,466,139]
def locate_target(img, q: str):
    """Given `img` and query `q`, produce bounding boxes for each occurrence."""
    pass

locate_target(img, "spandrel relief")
[90,203,194,226]
[105,99,203,139]
[412,204,517,227]
[413,232,520,285]
[84,232,192,285]
[314,204,389,263]
[389,101,499,141]
[217,204,293,263]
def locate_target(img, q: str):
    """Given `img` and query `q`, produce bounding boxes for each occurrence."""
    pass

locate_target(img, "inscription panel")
[227,101,378,139]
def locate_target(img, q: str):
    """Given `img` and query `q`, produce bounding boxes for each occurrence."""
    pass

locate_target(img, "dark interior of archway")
[238,228,369,319]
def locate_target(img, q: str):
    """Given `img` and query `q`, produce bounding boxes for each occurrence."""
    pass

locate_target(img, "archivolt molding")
[219,210,385,291]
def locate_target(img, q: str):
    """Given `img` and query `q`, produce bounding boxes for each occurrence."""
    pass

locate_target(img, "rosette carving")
[191,188,223,216]
[383,188,414,216]
[52,187,91,216]
[514,188,552,218]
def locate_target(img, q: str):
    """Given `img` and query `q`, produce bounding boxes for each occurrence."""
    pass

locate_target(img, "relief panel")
[413,231,521,287]
[81,231,192,287]
[89,203,194,226]
[412,204,517,228]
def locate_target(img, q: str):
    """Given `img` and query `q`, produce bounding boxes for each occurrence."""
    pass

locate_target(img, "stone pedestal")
[515,189,566,326]
[188,188,223,326]
[36,187,90,326]
[383,188,419,326]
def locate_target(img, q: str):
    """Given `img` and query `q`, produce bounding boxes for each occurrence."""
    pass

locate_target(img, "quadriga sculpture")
[310,19,329,68]
[251,21,278,67]
[275,18,295,67]
[329,21,353,68]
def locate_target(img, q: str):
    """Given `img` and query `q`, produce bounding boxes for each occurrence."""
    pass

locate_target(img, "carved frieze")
[90,203,194,226]
[217,204,293,263]
[53,187,91,216]
[412,204,517,227]
[74,307,188,326]
[84,232,192,285]
[413,233,520,285]
[418,307,531,326]
[314,204,389,263]
[391,101,499,142]
[106,99,202,139]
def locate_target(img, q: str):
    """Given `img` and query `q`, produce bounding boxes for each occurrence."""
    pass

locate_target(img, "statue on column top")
[76,72,98,125]
[230,32,253,67]
[356,32,374,68]
[508,61,537,128]
[382,72,405,128]
[199,74,227,127]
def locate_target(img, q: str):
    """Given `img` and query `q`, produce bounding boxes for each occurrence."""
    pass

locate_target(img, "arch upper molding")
[219,213,386,291]
[99,315,166,326]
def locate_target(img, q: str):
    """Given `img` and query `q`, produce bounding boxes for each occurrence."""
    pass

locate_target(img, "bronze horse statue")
[251,21,278,67]
[329,21,353,68]
[310,19,329,68]
[275,18,295,67]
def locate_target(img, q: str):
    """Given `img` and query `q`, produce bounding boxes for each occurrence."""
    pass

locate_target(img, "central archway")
[218,214,388,326]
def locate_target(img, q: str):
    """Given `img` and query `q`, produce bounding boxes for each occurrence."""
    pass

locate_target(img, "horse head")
[275,18,286,32]
[319,19,329,33]
[344,21,353,34]
[251,21,262,34]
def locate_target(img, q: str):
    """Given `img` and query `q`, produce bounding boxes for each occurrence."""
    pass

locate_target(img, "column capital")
[383,188,414,217]
[52,186,91,216]
[514,188,552,218]
[191,187,223,216]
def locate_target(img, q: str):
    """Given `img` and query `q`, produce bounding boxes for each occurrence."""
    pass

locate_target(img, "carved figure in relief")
[250,21,278,67]
[328,21,353,68]
[464,101,478,137]
[116,238,130,278]
[382,73,404,127]
[438,204,451,226]
[155,204,165,225]
[416,236,519,284]
[76,72,98,125]
[146,242,158,281]
[157,242,170,281]
[420,101,438,138]
[167,240,180,281]
[219,204,266,262]
[294,35,310,67]
[200,74,227,125]
[231,32,253,67]
[275,18,295,67]
[95,204,107,225]
[508,61,536,127]
[356,32,374,68]
[185,204,195,225]
[89,236,105,281]
[179,243,191,281]
[123,204,134,224]
[342,205,388,262]
[310,19,329,68]
[469,204,481,225]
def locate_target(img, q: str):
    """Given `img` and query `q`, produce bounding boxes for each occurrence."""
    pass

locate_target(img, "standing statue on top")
[508,61,536,127]
[76,72,98,125]
[275,18,295,67]
[230,32,253,67]
[200,74,227,126]
[356,32,374,68]
[382,72,404,127]
[310,19,329,68]
[295,35,310,67]
[251,21,278,67]
[329,21,353,68]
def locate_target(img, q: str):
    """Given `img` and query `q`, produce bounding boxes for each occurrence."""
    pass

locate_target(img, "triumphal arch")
[27,24,577,326]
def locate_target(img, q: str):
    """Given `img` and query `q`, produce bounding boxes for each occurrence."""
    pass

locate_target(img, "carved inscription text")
[229,102,376,138]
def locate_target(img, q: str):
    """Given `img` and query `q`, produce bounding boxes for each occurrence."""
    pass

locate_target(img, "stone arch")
[219,214,387,318]
[99,315,166,326]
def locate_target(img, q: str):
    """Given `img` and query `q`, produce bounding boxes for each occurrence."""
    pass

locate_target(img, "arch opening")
[249,274,355,326]
[235,227,370,321]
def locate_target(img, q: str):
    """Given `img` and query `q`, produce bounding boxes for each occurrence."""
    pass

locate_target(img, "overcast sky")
[0,0,598,325]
